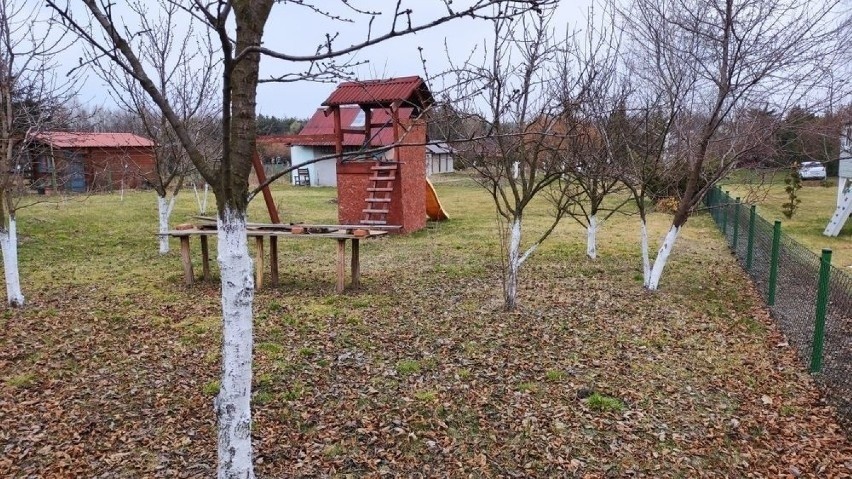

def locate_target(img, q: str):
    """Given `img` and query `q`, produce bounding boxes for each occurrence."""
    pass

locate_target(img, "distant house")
[287,106,414,186]
[29,132,156,193]
[426,142,455,175]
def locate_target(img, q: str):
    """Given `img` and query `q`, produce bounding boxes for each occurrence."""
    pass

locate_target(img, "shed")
[286,106,414,186]
[426,142,455,175]
[30,132,156,193]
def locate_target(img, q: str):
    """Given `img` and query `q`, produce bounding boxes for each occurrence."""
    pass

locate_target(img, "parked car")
[799,161,827,180]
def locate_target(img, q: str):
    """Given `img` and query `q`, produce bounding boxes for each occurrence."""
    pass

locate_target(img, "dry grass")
[1,177,850,477]
[722,175,852,268]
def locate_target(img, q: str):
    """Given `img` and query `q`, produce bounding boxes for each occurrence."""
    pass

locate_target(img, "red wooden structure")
[322,76,433,233]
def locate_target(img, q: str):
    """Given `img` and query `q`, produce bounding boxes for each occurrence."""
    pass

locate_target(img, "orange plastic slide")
[425,178,450,221]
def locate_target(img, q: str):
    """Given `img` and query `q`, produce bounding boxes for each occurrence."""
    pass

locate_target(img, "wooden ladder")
[361,162,398,226]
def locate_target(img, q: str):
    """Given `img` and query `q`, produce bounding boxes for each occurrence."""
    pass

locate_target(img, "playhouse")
[317,76,448,233]
[824,123,852,236]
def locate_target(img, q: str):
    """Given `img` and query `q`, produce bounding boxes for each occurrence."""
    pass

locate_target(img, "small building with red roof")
[29,131,156,193]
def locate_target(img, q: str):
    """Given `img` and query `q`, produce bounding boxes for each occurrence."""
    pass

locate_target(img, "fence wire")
[705,187,852,433]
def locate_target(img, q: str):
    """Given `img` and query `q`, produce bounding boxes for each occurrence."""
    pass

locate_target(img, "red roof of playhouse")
[321,76,433,108]
[291,106,414,147]
[32,131,155,148]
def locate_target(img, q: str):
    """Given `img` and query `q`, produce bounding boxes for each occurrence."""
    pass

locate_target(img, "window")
[350,110,366,129]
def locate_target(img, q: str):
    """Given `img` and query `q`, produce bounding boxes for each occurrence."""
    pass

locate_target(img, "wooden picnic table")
[166,227,389,293]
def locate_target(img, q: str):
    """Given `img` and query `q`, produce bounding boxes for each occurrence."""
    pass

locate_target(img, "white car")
[799,161,827,180]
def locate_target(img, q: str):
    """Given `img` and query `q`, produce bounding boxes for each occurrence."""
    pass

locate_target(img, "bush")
[655,197,680,214]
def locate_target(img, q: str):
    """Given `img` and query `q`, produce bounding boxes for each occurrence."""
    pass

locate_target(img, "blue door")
[68,153,86,193]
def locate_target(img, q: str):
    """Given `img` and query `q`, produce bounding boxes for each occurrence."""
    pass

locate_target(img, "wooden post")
[255,236,265,290]
[332,106,343,160]
[252,151,281,224]
[351,238,360,288]
[200,235,211,281]
[363,106,372,151]
[336,238,346,293]
[179,236,194,285]
[270,236,279,287]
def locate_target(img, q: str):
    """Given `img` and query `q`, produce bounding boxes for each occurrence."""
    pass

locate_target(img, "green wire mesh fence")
[705,187,852,432]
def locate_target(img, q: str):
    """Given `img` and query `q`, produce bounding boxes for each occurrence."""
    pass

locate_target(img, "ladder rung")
[366,197,392,202]
[367,187,393,192]
[369,175,396,181]
[371,165,398,170]
[360,219,387,225]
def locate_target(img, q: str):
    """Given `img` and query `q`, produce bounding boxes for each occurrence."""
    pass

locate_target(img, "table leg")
[255,236,264,289]
[351,238,360,288]
[179,236,194,285]
[336,238,346,293]
[200,235,211,281]
[270,236,279,287]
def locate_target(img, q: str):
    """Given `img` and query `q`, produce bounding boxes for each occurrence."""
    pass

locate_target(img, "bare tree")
[0,0,72,307]
[621,0,847,290]
[441,9,585,311]
[47,1,549,477]
[87,1,220,254]
[552,7,631,261]
[613,95,677,286]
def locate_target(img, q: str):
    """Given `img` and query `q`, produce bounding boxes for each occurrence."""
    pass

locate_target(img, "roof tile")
[322,76,432,108]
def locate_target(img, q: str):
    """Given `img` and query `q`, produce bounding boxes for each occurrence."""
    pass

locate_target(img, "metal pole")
[722,192,729,236]
[733,197,741,251]
[810,249,832,373]
[746,205,756,271]
[768,220,782,306]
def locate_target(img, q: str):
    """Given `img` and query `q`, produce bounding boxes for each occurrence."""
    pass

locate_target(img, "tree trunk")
[505,215,521,311]
[157,194,176,255]
[586,214,598,259]
[194,183,210,215]
[647,224,680,291]
[215,207,255,479]
[0,216,24,307]
[640,218,650,288]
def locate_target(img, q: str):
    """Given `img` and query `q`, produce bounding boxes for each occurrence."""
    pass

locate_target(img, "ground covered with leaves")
[1,177,851,477]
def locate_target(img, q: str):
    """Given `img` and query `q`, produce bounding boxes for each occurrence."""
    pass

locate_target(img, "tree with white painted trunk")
[86,1,220,255]
[49,0,550,476]
[620,0,847,290]
[443,9,585,311]
[555,6,630,261]
[613,101,678,287]
[0,0,73,307]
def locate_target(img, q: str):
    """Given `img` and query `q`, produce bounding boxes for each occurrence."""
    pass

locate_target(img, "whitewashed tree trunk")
[505,216,522,310]
[586,214,598,259]
[215,208,255,479]
[0,217,24,307]
[640,218,650,288]
[647,224,681,291]
[194,183,211,215]
[157,194,177,255]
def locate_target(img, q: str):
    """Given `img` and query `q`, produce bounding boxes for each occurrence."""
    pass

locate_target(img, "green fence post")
[746,205,756,271]
[768,220,782,306]
[732,197,741,250]
[722,192,729,236]
[810,248,832,373]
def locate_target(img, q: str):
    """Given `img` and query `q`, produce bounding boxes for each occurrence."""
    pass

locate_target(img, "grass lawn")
[721,172,852,269]
[1,175,850,477]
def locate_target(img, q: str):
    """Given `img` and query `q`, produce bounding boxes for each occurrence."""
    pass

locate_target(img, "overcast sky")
[68,1,593,119]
